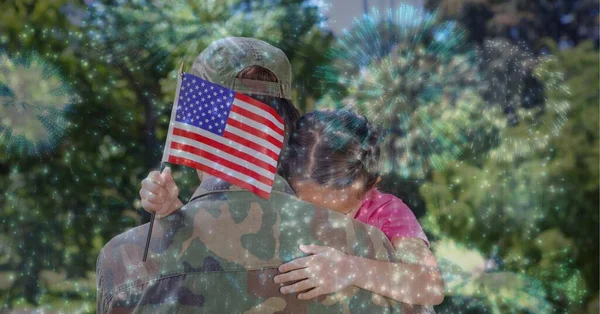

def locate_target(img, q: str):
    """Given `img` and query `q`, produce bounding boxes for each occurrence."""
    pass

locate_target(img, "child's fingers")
[161,167,174,184]
[141,199,161,213]
[140,188,164,204]
[147,171,164,186]
[141,179,168,198]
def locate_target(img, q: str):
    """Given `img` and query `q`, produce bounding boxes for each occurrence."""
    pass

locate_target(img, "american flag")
[162,73,284,199]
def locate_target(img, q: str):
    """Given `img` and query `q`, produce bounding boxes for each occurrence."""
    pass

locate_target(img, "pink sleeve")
[379,197,430,247]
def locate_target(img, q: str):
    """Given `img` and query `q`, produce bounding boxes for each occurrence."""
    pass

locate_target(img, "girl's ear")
[376,176,382,184]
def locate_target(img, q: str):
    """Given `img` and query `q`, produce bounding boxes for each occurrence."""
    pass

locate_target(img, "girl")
[274,110,443,305]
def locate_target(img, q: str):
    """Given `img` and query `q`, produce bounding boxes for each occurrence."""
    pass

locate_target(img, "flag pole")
[143,62,185,262]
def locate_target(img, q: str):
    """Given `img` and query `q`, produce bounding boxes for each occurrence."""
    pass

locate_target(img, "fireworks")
[316,5,497,179]
[0,51,77,156]
[315,5,570,178]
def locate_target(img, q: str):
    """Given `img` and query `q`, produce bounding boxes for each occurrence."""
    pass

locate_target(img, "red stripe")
[234,93,284,125]
[170,141,274,187]
[226,119,283,149]
[172,128,276,173]
[168,155,270,199]
[230,104,284,137]
[222,130,280,161]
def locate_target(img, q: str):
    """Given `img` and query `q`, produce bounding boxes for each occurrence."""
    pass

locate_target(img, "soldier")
[97,37,433,313]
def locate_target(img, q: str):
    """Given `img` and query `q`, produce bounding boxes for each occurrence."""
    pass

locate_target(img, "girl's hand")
[274,245,357,299]
[139,167,183,218]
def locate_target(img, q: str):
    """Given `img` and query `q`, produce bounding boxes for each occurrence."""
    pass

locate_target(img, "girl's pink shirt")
[353,189,430,247]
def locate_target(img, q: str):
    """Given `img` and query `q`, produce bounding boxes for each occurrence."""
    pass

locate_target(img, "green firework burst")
[0,51,78,157]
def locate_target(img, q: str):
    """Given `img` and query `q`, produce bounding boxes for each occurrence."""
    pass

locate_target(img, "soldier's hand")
[139,167,183,218]
[274,245,356,299]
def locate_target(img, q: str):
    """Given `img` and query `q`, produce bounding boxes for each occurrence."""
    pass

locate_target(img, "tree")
[425,0,600,51]
[419,40,599,312]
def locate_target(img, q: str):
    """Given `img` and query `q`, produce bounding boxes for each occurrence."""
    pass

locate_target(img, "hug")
[96,37,444,313]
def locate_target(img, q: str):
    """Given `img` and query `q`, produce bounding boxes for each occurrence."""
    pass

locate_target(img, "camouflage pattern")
[191,37,292,99]
[97,176,435,313]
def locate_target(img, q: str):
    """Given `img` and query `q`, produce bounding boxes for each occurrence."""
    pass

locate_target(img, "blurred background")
[0,0,598,313]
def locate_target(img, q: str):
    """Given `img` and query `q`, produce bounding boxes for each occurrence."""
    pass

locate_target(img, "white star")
[220,90,224,94]
[208,125,213,129]
[201,82,205,87]
[210,86,214,90]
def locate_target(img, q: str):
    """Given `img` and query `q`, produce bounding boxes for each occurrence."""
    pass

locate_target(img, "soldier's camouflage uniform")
[97,176,435,313]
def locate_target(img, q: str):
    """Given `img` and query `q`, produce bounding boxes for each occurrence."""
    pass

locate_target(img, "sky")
[324,0,425,34]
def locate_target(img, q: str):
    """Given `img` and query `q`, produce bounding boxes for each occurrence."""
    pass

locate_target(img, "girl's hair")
[281,110,380,193]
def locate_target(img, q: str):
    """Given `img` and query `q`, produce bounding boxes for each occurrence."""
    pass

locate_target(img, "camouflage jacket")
[96,175,434,313]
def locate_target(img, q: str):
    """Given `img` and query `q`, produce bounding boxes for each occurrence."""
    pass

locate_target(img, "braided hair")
[281,110,380,194]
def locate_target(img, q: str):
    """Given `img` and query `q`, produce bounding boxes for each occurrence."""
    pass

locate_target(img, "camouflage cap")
[191,37,292,100]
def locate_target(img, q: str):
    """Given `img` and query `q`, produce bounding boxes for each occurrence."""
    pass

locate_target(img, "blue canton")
[175,73,236,136]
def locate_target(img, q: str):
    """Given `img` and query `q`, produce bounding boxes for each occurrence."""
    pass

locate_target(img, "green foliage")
[0,0,330,310]
[420,41,599,312]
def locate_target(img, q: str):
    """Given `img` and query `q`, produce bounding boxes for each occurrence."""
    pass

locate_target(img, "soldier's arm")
[347,237,444,305]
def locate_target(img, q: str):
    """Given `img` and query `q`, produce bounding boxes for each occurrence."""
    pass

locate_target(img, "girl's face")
[291,180,366,216]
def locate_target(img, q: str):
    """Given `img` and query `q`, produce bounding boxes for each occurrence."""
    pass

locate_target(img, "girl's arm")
[349,237,444,305]
[274,238,444,306]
